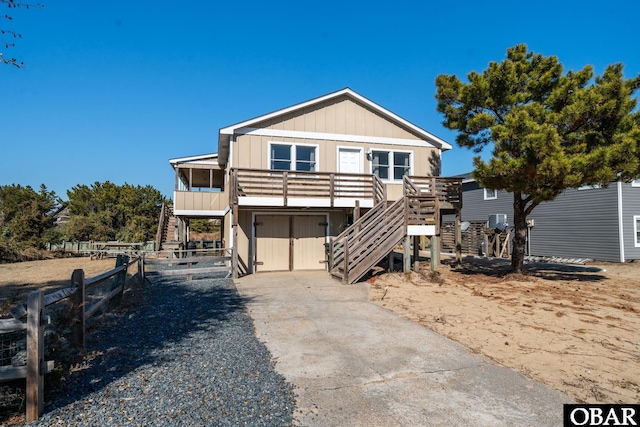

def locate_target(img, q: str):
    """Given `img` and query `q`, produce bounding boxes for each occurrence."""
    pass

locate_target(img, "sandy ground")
[0,257,116,316]
[368,256,640,404]
[2,256,638,405]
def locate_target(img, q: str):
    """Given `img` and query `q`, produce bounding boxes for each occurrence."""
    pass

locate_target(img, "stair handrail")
[155,202,168,251]
[403,175,420,196]
[342,197,406,283]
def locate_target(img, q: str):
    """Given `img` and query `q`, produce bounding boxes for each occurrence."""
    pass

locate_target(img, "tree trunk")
[510,192,528,273]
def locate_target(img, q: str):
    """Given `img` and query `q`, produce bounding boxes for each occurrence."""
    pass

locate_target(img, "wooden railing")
[1,255,140,422]
[230,168,386,207]
[142,248,234,281]
[405,176,462,208]
[331,201,441,283]
[155,202,170,251]
[330,176,449,284]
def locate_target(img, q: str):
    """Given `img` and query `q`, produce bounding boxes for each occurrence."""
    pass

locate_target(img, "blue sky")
[2,0,638,200]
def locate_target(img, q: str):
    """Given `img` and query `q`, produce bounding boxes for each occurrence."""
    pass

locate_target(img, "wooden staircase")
[156,203,182,251]
[329,176,459,284]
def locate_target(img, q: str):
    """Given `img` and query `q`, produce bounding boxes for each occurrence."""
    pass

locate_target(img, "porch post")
[232,205,239,279]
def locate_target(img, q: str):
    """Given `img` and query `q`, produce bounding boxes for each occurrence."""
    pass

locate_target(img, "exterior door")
[292,216,326,270]
[255,215,290,272]
[338,148,362,174]
[254,215,327,272]
[338,148,363,197]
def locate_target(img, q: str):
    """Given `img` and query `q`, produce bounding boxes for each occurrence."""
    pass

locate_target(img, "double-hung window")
[484,188,497,200]
[270,143,317,172]
[371,150,411,181]
[635,216,640,247]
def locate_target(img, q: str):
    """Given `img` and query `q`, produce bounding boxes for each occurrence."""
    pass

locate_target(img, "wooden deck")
[230,168,386,208]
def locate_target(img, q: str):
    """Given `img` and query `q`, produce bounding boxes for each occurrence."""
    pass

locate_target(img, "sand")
[368,256,640,404]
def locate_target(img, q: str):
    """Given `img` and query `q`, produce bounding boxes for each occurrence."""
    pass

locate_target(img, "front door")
[338,148,362,174]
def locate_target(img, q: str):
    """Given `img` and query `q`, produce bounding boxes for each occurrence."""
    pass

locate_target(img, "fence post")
[70,269,85,351]
[114,255,128,306]
[26,290,44,422]
[140,252,145,283]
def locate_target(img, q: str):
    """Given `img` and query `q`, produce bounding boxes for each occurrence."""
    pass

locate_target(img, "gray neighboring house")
[455,173,640,262]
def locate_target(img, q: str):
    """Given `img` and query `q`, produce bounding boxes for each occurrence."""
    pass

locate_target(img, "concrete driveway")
[235,271,573,426]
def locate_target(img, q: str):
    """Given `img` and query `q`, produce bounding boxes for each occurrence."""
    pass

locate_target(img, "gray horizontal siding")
[456,182,622,262]
[622,182,640,260]
[459,183,514,224]
[528,186,620,262]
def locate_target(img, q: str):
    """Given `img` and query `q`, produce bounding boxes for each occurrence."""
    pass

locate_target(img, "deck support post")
[232,204,239,279]
[403,235,411,273]
[413,236,420,272]
[430,235,440,272]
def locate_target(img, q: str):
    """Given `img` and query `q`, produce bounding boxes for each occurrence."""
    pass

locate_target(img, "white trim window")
[484,188,497,200]
[635,216,640,247]
[578,184,602,190]
[371,150,412,181]
[269,142,318,172]
[632,179,640,187]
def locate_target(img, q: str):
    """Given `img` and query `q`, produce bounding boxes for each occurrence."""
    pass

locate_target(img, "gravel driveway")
[28,274,296,427]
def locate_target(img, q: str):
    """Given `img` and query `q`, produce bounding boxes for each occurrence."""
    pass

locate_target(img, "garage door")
[255,215,326,272]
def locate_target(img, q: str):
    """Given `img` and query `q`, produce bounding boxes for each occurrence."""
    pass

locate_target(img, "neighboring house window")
[578,184,602,190]
[269,143,317,172]
[635,216,640,247]
[484,188,497,200]
[632,179,640,187]
[371,150,411,181]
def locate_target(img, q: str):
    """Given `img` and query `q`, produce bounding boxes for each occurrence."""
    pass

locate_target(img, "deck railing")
[230,168,386,207]
[405,176,462,208]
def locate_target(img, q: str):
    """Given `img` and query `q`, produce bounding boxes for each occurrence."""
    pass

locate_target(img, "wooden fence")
[441,221,486,255]
[0,255,141,422]
[47,241,156,256]
[142,248,233,281]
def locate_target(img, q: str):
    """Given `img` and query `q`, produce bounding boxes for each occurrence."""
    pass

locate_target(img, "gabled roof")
[217,88,452,166]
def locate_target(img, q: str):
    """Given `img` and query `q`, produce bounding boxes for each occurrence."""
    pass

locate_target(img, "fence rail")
[0,255,141,422]
[142,248,234,281]
[47,241,157,256]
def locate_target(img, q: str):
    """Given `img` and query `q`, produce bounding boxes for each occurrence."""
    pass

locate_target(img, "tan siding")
[174,191,229,211]
[386,184,404,201]
[249,96,423,140]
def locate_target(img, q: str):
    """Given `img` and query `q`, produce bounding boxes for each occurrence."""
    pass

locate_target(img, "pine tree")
[436,44,640,272]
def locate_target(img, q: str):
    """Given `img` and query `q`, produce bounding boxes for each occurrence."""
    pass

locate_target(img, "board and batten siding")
[621,182,640,260]
[458,182,624,262]
[252,95,423,140]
